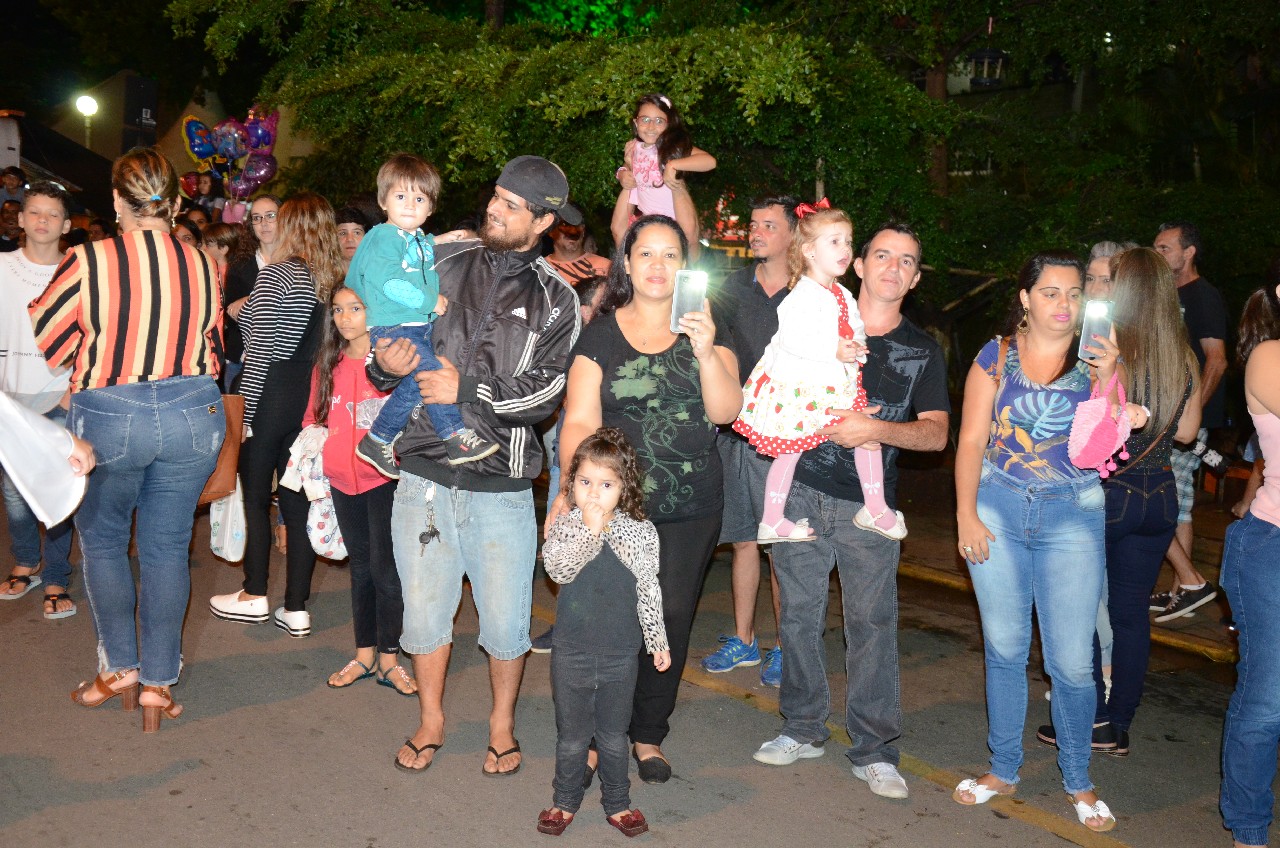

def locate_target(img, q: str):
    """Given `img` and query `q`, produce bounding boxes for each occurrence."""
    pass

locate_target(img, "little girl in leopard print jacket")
[537,427,669,837]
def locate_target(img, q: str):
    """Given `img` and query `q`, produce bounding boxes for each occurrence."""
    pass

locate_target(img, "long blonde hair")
[786,207,853,289]
[270,192,345,300]
[1110,248,1199,435]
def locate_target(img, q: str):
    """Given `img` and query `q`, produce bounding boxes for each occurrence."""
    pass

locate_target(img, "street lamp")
[75,95,98,149]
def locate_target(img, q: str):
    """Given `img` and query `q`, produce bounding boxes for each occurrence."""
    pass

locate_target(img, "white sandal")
[952,777,1016,805]
[757,518,815,544]
[1068,795,1116,832]
[853,507,908,540]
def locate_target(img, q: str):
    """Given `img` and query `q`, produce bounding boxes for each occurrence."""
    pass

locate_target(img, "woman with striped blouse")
[209,193,344,638]
[30,147,225,732]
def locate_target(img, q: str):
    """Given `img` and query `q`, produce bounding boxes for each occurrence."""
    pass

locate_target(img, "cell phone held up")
[1077,300,1114,361]
[670,270,709,334]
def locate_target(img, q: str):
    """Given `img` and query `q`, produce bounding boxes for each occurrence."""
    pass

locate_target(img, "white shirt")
[0,249,69,412]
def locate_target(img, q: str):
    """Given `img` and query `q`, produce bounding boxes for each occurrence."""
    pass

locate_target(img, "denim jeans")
[3,405,75,589]
[968,461,1105,794]
[551,646,638,816]
[1221,511,1280,847]
[368,323,463,443]
[391,472,535,658]
[69,377,223,686]
[330,483,403,655]
[771,481,903,767]
[1093,468,1178,731]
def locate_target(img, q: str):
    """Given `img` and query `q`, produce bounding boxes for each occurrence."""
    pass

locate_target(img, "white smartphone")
[1077,300,1114,361]
[670,270,709,334]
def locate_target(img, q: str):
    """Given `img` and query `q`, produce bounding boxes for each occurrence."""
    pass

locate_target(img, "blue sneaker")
[701,635,761,672]
[760,646,782,687]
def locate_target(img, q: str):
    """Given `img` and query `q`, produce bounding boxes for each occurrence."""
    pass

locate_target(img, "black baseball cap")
[497,156,583,225]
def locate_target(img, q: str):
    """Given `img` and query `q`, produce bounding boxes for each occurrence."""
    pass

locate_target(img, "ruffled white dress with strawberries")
[733,276,868,457]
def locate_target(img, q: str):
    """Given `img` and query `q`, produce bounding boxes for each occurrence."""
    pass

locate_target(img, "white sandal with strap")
[757,518,815,544]
[1069,795,1116,832]
[952,777,1016,805]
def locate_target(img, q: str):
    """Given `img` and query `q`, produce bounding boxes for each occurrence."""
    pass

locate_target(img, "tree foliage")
[169,0,953,256]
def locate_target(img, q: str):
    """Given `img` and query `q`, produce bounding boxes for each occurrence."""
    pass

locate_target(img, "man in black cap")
[372,155,582,775]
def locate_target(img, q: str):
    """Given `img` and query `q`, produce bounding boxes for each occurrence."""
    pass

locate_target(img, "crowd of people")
[1,89,1279,844]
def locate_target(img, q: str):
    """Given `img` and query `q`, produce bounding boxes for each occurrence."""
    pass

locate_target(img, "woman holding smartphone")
[1036,248,1199,757]
[952,251,1119,832]
[547,214,741,783]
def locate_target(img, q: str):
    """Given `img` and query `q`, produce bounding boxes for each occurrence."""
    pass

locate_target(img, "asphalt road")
[0,470,1249,848]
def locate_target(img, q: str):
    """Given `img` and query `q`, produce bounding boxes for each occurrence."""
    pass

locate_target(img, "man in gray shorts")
[703,195,799,686]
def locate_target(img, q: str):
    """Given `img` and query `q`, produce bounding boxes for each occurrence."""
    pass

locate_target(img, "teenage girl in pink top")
[303,286,417,696]
[1221,268,1280,848]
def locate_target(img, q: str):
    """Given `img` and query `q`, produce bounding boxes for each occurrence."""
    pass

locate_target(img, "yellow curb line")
[897,558,1238,664]
[532,604,1129,847]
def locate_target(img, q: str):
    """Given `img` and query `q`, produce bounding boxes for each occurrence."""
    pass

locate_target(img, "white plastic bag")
[307,494,346,559]
[0,393,86,525]
[210,476,247,562]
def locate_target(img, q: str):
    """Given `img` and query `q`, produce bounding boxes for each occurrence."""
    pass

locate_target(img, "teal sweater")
[344,223,441,327]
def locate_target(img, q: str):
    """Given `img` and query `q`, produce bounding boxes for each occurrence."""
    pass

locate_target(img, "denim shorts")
[717,431,771,544]
[391,471,536,659]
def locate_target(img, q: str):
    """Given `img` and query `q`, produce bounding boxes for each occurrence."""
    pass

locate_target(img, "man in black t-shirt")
[1151,221,1224,619]
[751,224,950,801]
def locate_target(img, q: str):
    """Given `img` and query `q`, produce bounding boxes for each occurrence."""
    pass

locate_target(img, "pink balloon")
[222,199,248,224]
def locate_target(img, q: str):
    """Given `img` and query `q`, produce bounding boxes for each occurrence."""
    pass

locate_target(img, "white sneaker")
[753,734,825,765]
[852,762,909,799]
[209,591,269,623]
[273,606,311,638]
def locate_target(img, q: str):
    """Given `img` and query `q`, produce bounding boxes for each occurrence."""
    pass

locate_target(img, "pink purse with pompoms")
[1068,372,1132,478]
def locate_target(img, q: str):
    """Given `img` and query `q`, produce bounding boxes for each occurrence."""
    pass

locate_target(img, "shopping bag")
[210,476,247,562]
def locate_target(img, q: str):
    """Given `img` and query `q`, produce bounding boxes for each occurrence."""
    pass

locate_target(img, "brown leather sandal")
[71,670,139,711]
[140,685,183,732]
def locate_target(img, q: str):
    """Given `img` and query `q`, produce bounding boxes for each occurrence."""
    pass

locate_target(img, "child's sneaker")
[853,507,907,541]
[444,428,499,465]
[1191,440,1227,476]
[356,433,400,479]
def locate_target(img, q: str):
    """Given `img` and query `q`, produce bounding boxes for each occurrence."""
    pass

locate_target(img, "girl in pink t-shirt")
[303,287,417,696]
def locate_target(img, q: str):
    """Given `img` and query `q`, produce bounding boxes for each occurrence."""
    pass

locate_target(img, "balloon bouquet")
[180,107,280,224]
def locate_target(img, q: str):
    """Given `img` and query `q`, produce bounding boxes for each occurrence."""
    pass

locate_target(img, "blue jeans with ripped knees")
[967,461,1105,795]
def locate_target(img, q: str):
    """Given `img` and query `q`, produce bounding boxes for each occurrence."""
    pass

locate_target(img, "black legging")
[629,511,722,747]
[238,361,315,611]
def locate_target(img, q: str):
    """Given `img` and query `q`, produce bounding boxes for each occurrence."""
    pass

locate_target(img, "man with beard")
[371,156,582,775]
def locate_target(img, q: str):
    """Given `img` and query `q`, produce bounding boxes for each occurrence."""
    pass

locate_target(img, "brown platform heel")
[140,685,183,732]
[70,670,140,711]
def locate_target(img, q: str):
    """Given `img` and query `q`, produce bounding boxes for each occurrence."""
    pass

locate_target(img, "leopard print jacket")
[543,509,669,653]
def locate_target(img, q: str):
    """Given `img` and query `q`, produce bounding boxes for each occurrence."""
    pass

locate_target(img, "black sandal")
[0,572,42,601]
[43,592,77,620]
[394,739,442,773]
[482,741,521,776]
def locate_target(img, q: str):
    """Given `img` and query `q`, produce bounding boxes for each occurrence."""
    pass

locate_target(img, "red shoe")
[537,809,573,836]
[607,809,649,837]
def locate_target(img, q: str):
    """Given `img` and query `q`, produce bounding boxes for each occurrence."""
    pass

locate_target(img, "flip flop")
[393,739,441,773]
[327,658,374,689]
[43,592,77,620]
[483,741,521,776]
[1069,795,1116,832]
[376,664,417,697]
[0,572,42,601]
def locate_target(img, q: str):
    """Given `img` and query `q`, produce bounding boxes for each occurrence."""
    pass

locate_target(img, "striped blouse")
[238,258,322,427]
[29,230,223,391]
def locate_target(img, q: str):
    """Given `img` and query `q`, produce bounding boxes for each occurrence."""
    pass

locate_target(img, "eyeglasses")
[636,116,667,127]
[251,211,278,224]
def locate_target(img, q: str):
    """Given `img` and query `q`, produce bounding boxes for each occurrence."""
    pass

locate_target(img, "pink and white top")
[627,141,676,219]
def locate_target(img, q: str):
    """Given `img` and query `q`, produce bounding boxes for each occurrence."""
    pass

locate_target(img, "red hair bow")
[795,197,831,219]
